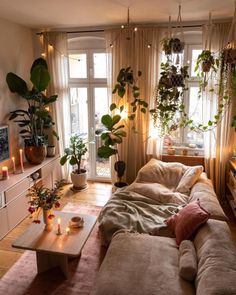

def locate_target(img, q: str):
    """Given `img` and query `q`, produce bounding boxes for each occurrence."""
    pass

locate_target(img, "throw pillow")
[176,165,204,194]
[165,200,210,245]
[179,240,197,281]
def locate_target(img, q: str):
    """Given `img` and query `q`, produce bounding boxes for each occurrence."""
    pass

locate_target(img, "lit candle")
[12,157,16,173]
[19,149,24,173]
[57,217,61,235]
[66,227,70,235]
[2,166,9,180]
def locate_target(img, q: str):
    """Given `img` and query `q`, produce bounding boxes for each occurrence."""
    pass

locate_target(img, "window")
[68,46,110,180]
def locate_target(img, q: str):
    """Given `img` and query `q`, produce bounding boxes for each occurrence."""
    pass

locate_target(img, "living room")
[0,0,236,294]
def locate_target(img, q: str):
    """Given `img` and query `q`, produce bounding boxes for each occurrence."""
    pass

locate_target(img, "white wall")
[0,18,34,169]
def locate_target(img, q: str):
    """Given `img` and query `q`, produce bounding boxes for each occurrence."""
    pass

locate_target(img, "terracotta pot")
[24,145,46,164]
[71,169,88,190]
[43,209,53,231]
[202,61,211,72]
[167,148,175,155]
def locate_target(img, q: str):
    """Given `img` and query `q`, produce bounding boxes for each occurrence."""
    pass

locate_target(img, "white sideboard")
[0,155,62,240]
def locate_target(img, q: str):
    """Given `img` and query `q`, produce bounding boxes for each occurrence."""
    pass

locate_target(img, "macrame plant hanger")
[226,1,236,49]
[172,5,185,65]
[204,12,213,51]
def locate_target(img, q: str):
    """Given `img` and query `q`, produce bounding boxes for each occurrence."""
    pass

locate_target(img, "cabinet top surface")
[0,156,59,194]
[12,211,97,256]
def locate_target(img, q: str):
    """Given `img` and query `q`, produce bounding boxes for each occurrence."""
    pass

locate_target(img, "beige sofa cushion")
[135,158,187,190]
[91,232,195,295]
[193,219,236,295]
[176,165,204,194]
[179,240,197,281]
[189,173,228,221]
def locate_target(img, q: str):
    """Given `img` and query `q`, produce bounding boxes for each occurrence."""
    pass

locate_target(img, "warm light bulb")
[110,43,114,48]
[147,44,151,48]
[58,217,61,225]
[41,52,46,57]
[121,25,125,29]
[134,27,138,32]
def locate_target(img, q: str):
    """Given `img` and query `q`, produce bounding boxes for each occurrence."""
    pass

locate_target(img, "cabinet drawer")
[5,178,30,204]
[7,192,29,229]
[0,207,9,240]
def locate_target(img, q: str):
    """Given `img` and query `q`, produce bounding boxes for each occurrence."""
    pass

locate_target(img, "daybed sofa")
[91,159,236,295]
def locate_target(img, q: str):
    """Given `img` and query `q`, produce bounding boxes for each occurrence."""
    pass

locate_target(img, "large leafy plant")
[6,58,58,146]
[60,134,88,174]
[150,62,189,135]
[96,67,148,184]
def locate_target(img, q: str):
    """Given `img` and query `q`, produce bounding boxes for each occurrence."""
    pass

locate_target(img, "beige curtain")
[203,23,233,199]
[42,32,71,181]
[105,27,160,184]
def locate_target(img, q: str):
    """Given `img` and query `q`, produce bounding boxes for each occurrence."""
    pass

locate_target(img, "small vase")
[43,209,53,231]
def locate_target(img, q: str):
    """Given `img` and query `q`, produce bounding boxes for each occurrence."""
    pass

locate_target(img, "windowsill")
[162,146,204,157]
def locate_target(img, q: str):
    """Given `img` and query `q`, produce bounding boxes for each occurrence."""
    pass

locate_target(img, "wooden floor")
[0,181,236,280]
[0,181,112,279]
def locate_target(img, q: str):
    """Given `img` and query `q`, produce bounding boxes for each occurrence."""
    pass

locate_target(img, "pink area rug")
[0,202,107,295]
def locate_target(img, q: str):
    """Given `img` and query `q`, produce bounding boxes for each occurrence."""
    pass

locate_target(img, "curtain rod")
[36,24,204,35]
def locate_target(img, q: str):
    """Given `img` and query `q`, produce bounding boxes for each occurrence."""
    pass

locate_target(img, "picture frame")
[0,125,10,162]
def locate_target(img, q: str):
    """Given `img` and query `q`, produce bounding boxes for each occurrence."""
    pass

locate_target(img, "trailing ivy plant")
[150,62,189,135]
[96,67,148,186]
[195,50,219,93]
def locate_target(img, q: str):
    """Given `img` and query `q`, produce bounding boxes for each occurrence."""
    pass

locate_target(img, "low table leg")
[36,251,69,278]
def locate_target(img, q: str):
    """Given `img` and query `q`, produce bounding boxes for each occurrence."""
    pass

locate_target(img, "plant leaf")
[30,65,50,92]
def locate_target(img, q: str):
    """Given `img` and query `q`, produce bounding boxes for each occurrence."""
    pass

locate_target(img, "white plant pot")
[71,170,87,190]
[47,145,56,157]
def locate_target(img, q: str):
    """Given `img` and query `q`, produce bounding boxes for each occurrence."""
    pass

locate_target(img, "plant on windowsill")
[27,179,64,229]
[60,134,88,190]
[6,58,59,164]
[95,67,148,188]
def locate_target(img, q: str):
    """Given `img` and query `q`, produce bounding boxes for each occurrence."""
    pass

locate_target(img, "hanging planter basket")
[170,38,185,54]
[223,47,236,65]
[201,61,212,72]
[170,74,184,87]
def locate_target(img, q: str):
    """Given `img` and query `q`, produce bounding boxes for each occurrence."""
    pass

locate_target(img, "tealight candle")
[57,217,62,235]
[2,166,9,180]
[12,157,16,173]
[66,227,70,235]
[19,149,24,173]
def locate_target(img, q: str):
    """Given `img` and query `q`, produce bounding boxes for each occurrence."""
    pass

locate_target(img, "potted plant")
[195,50,219,73]
[6,58,58,164]
[161,37,184,55]
[150,61,189,135]
[96,67,148,187]
[60,134,88,190]
[27,179,64,229]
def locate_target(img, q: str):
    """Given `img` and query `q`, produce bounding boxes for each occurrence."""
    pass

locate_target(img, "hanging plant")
[194,50,219,93]
[150,62,189,135]
[161,37,185,55]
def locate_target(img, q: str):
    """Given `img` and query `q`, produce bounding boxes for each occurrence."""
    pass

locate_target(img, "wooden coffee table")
[12,211,97,278]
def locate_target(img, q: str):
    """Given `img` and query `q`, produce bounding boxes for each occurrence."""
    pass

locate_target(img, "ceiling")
[0,0,234,30]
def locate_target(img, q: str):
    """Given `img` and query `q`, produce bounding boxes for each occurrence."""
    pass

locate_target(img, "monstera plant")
[6,58,58,164]
[96,67,148,187]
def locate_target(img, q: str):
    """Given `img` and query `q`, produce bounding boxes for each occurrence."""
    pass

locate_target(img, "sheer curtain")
[43,32,71,181]
[105,27,161,183]
[203,23,233,198]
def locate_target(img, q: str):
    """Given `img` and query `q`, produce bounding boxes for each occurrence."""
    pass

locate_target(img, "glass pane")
[94,87,110,177]
[191,49,202,77]
[93,53,107,78]
[187,87,204,145]
[69,54,87,78]
[70,87,88,137]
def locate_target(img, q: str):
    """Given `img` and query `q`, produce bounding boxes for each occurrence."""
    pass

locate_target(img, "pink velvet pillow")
[165,200,210,245]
